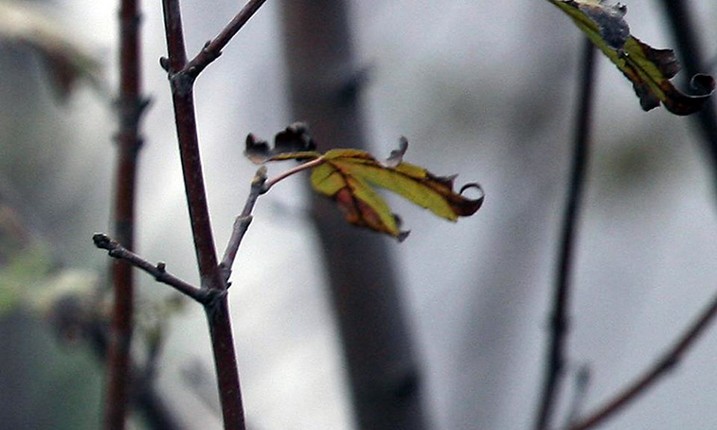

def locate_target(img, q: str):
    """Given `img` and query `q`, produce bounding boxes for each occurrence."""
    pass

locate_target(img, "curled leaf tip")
[385,136,409,168]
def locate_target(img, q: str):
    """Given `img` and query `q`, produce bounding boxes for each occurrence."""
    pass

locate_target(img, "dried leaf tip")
[551,0,715,115]
[244,122,318,164]
[385,137,409,168]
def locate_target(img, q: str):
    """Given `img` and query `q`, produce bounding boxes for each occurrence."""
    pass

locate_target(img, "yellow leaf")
[310,144,483,240]
[245,131,484,240]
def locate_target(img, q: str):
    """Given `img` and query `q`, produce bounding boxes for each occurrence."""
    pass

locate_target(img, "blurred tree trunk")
[279,2,429,429]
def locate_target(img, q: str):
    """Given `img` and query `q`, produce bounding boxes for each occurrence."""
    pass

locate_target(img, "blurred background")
[1,0,716,429]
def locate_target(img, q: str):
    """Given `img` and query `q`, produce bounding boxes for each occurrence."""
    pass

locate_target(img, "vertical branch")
[535,38,596,430]
[160,1,246,428]
[279,2,429,429]
[161,0,219,282]
[105,0,146,428]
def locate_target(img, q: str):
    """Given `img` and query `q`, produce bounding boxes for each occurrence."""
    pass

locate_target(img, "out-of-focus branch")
[279,2,429,429]
[535,38,596,430]
[105,0,148,428]
[569,287,717,430]
[49,294,185,430]
[657,0,717,189]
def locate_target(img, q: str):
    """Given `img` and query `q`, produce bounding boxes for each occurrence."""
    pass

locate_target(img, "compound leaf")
[549,0,715,115]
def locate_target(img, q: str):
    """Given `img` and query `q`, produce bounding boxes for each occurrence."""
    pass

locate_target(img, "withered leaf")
[245,132,483,240]
[549,0,715,115]
[244,122,318,164]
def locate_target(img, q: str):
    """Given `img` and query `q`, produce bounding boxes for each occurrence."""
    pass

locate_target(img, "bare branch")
[184,0,269,78]
[105,0,147,427]
[160,2,246,428]
[93,233,211,304]
[535,38,597,430]
[219,167,267,278]
[569,288,717,430]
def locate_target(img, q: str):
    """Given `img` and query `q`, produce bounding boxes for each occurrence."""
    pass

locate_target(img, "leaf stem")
[264,157,325,191]
[535,38,596,430]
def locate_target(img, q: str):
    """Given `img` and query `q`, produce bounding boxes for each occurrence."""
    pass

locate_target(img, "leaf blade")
[549,0,715,115]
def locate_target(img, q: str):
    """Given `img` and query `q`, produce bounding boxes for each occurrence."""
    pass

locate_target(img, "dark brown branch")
[93,233,210,303]
[105,0,148,428]
[535,38,597,430]
[160,1,246,428]
[161,0,221,289]
[569,288,717,430]
[184,0,269,78]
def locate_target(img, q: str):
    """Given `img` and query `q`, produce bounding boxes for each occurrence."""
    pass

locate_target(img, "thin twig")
[184,0,269,78]
[219,159,322,279]
[565,366,591,428]
[570,287,717,430]
[535,38,597,430]
[93,234,210,303]
[219,167,267,277]
[105,0,147,428]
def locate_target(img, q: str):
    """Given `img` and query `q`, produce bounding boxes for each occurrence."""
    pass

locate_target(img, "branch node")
[219,263,232,284]
[169,70,195,96]
[198,287,227,307]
